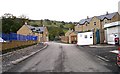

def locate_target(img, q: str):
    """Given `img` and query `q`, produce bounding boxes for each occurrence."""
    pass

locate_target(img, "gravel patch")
[2,43,45,72]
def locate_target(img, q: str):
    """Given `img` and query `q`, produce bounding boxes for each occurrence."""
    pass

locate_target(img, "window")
[104,19,108,24]
[90,36,92,38]
[31,28,35,31]
[94,22,96,25]
[38,29,41,31]
[114,34,118,37]
[40,32,43,34]
[90,34,93,38]
[86,23,87,26]
[85,35,87,38]
[80,34,82,37]
[105,21,107,24]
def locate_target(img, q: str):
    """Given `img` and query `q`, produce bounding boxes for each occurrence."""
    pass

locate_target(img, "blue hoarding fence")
[1,33,38,41]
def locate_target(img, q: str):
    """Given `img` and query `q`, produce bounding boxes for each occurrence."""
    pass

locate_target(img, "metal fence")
[1,33,38,41]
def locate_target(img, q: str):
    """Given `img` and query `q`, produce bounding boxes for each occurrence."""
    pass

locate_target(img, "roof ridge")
[97,12,117,17]
[25,24,45,33]
[97,12,117,20]
[79,12,117,24]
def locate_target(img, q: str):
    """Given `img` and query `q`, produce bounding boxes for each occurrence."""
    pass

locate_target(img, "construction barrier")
[1,33,38,41]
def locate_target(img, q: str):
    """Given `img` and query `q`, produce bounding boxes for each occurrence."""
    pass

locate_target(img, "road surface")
[7,42,114,72]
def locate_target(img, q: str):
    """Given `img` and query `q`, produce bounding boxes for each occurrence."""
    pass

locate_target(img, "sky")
[0,0,120,22]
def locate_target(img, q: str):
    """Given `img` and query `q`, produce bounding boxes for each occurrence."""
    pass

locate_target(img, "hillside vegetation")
[2,13,77,41]
[29,19,76,40]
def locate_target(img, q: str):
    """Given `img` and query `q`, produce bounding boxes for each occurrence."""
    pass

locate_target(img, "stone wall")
[1,40,37,51]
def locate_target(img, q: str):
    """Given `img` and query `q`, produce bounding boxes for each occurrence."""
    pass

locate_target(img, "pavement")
[1,43,48,72]
[5,42,119,73]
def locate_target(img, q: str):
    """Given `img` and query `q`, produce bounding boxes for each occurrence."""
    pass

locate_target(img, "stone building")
[17,23,49,43]
[75,12,120,44]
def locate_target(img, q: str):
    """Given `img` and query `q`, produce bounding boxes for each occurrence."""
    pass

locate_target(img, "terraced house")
[75,12,120,44]
[17,23,49,43]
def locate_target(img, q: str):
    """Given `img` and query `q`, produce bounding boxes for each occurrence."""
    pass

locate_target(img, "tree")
[40,20,43,25]
[18,14,29,19]
[2,13,15,18]
[58,28,64,36]
[48,26,65,41]
[61,21,65,25]
[2,14,28,33]
[60,24,64,28]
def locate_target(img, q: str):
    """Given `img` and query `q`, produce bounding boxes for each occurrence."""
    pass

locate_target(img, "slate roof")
[65,30,73,36]
[74,31,80,34]
[79,12,117,25]
[76,30,93,34]
[26,25,45,33]
[97,12,117,20]
[79,18,92,25]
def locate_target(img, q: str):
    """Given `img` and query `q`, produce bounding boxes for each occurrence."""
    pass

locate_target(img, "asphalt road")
[7,42,117,72]
[77,45,120,72]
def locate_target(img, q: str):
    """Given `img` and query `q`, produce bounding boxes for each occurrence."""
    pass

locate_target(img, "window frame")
[94,22,96,25]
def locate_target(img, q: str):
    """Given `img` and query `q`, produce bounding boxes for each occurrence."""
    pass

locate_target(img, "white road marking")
[109,50,119,54]
[97,56,109,62]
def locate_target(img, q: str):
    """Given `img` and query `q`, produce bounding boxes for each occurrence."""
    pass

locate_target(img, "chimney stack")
[106,11,109,15]
[87,16,89,19]
[25,22,27,25]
